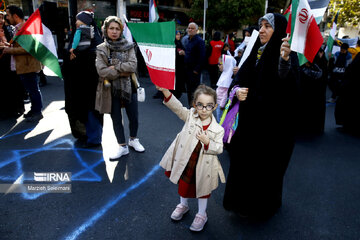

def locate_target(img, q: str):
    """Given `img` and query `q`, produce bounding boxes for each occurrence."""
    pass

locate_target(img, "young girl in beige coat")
[157,84,225,232]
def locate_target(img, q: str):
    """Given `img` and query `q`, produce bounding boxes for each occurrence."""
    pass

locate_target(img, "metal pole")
[265,0,268,14]
[203,0,207,40]
[117,0,124,19]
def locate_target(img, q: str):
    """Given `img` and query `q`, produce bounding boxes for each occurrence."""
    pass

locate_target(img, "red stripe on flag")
[16,9,43,36]
[147,66,175,90]
[283,4,291,16]
[304,16,323,63]
[286,12,292,34]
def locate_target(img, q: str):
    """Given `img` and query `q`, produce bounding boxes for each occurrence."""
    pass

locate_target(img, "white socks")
[198,198,208,216]
[180,197,188,207]
[179,197,208,216]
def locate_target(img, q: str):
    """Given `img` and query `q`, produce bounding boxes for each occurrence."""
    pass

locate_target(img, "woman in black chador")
[223,13,297,219]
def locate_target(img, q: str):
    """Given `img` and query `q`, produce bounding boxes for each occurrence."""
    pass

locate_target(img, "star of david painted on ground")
[0,129,104,200]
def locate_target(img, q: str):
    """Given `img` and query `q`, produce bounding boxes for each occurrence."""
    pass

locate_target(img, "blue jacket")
[184,34,205,73]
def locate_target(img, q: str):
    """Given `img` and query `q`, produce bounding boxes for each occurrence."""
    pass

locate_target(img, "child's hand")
[155,85,165,91]
[69,48,76,60]
[155,85,171,98]
[233,66,239,75]
[196,129,210,146]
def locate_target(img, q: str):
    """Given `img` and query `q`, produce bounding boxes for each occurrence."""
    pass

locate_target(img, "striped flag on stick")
[288,0,323,64]
[325,11,339,59]
[127,21,175,89]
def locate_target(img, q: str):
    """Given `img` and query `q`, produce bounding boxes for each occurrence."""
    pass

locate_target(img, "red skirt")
[165,141,210,199]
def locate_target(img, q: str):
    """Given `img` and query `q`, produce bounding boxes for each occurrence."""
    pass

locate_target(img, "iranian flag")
[127,21,175,89]
[149,0,159,23]
[289,0,323,64]
[325,11,339,60]
[12,8,62,78]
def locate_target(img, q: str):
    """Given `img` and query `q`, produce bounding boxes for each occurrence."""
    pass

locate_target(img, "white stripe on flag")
[33,24,58,58]
[290,0,311,54]
[311,6,327,24]
[138,45,175,70]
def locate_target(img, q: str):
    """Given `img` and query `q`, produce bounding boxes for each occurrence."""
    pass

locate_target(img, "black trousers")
[111,93,138,144]
[185,68,201,107]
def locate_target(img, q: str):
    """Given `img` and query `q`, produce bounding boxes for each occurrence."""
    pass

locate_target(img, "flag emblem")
[146,49,152,62]
[299,8,308,24]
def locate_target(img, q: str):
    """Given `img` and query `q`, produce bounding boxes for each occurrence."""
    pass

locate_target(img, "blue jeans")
[111,93,138,144]
[19,72,43,113]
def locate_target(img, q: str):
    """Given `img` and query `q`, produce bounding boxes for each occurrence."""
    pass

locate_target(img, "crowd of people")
[1,4,360,233]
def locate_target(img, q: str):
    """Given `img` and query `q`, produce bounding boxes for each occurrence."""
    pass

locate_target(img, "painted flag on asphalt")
[12,8,62,78]
[127,21,175,89]
[289,0,323,64]
[325,11,339,59]
[149,0,159,23]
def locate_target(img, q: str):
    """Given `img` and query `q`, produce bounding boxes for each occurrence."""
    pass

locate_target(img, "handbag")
[95,78,112,114]
[219,85,240,143]
[131,73,145,102]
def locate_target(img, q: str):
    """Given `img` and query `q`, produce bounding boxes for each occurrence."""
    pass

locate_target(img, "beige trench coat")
[95,42,137,114]
[159,95,226,198]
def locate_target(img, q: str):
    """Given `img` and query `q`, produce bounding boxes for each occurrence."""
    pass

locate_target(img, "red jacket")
[208,40,224,65]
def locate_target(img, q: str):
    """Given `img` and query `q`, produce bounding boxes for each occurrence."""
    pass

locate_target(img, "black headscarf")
[233,13,287,89]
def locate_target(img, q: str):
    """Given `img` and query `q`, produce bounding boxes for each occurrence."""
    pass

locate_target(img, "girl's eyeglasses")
[195,103,215,111]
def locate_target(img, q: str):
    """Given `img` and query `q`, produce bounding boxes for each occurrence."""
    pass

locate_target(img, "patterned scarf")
[105,37,135,102]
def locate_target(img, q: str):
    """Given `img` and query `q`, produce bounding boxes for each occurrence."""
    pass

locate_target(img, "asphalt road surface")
[0,76,359,240]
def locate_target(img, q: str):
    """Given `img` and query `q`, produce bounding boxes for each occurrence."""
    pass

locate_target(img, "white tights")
[180,197,208,216]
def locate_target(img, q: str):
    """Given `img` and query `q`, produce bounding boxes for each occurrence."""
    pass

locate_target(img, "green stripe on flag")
[127,21,175,46]
[136,43,174,48]
[289,0,299,45]
[16,35,62,78]
[298,53,308,66]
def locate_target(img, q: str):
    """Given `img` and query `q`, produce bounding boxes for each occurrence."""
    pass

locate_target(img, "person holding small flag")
[223,13,297,219]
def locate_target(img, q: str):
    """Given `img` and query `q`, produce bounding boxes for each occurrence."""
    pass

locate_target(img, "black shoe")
[83,142,102,148]
[25,112,43,122]
[74,139,101,148]
[23,111,34,118]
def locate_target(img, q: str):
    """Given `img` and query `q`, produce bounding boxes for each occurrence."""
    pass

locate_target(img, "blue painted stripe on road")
[0,128,34,140]
[65,164,161,240]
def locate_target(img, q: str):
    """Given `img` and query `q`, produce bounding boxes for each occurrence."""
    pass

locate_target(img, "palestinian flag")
[289,0,323,64]
[127,21,175,89]
[325,11,339,60]
[284,4,292,34]
[309,0,330,24]
[12,8,62,78]
[149,0,159,23]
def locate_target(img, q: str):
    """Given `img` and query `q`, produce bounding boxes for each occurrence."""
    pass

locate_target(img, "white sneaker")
[109,145,129,160]
[128,138,145,152]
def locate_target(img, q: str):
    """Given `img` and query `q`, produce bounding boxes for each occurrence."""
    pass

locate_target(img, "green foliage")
[188,0,265,31]
[329,0,360,27]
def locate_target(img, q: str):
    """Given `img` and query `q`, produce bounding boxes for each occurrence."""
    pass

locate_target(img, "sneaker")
[170,204,189,221]
[128,138,145,152]
[25,112,43,122]
[109,145,129,161]
[189,213,208,231]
